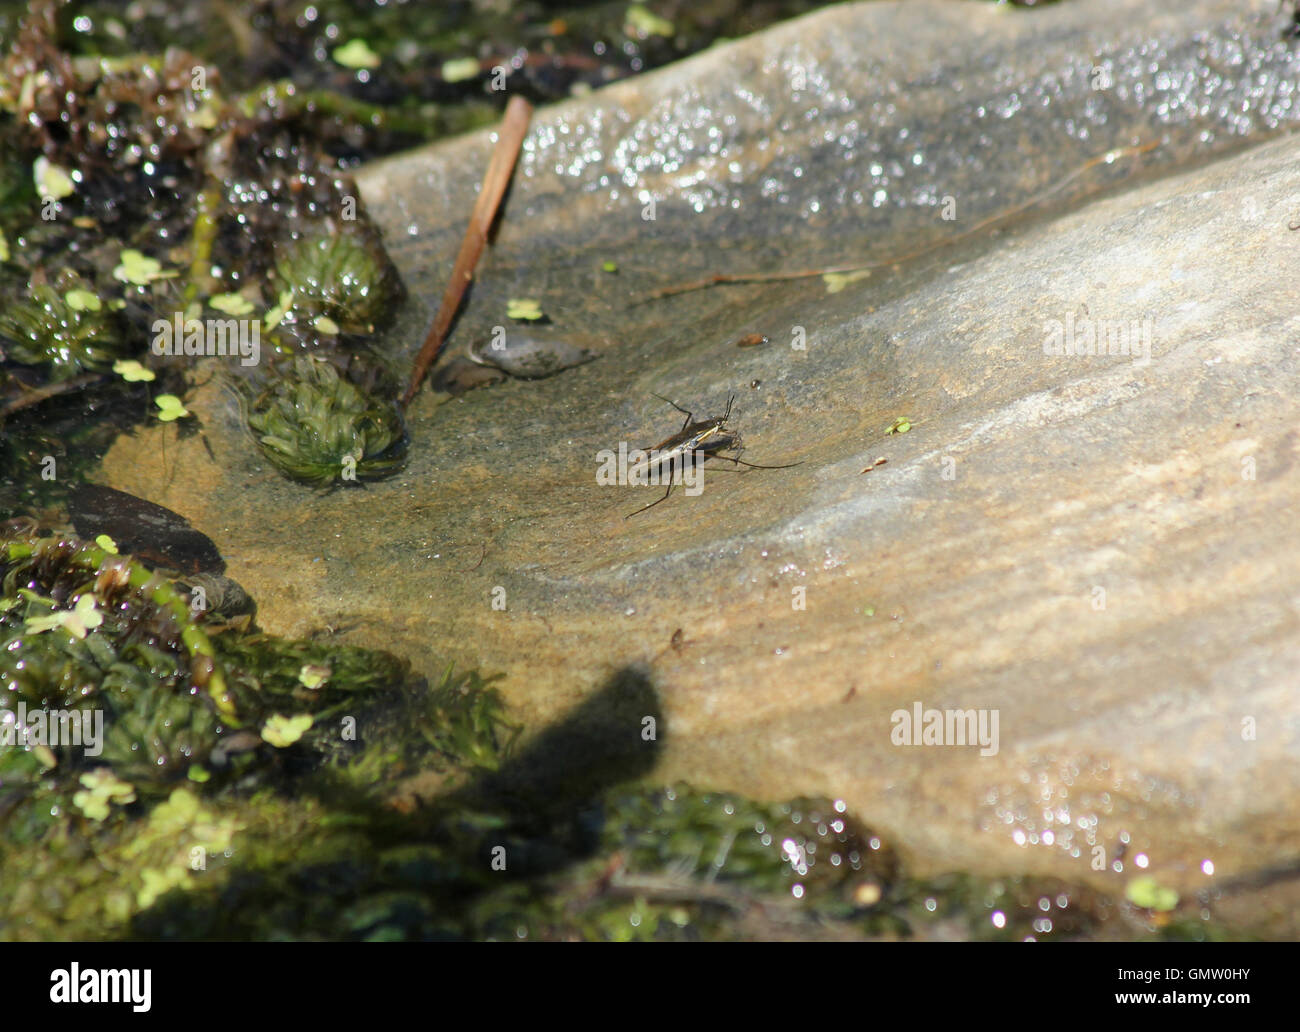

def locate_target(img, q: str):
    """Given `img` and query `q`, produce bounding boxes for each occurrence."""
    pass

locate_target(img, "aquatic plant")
[0,526,413,811]
[244,356,407,485]
[0,272,126,380]
[415,667,520,772]
[270,223,404,339]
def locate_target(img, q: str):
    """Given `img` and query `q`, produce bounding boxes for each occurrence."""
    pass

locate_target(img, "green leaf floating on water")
[1125,875,1179,912]
[113,248,169,286]
[262,713,314,748]
[298,664,331,690]
[506,298,544,321]
[34,156,76,199]
[626,4,675,38]
[155,394,190,422]
[333,39,381,70]
[441,57,480,83]
[113,358,156,382]
[64,288,101,312]
[823,269,871,294]
[209,292,254,315]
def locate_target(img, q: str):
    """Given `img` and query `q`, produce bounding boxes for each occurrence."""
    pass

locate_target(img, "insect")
[625,394,801,517]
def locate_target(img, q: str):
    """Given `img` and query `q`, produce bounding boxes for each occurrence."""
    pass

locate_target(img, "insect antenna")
[650,392,694,419]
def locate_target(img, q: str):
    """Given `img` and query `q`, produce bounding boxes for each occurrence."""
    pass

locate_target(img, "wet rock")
[99,0,1300,934]
[431,355,507,396]
[68,483,225,576]
[468,328,601,380]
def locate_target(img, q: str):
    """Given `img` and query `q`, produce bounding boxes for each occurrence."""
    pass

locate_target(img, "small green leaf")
[602,260,619,274]
[112,358,156,382]
[298,663,331,690]
[113,248,167,285]
[441,57,480,83]
[313,315,340,334]
[262,713,315,748]
[155,394,190,422]
[25,594,102,640]
[34,156,76,199]
[1126,875,1179,912]
[209,292,254,315]
[333,39,381,70]
[506,298,544,321]
[187,101,220,130]
[626,4,675,38]
[73,769,136,821]
[94,534,118,554]
[64,288,102,312]
[886,417,911,435]
[823,269,871,294]
[264,289,293,330]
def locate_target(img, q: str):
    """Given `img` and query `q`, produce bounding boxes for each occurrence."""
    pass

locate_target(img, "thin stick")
[1,374,104,419]
[633,141,1158,304]
[402,95,533,406]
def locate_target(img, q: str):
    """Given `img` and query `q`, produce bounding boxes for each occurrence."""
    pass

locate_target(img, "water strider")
[625,394,800,518]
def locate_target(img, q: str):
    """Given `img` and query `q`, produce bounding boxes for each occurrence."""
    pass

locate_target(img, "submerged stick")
[1,374,104,419]
[403,95,534,406]
[634,142,1158,304]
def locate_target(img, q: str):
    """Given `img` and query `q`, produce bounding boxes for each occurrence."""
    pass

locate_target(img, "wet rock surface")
[99,0,1300,932]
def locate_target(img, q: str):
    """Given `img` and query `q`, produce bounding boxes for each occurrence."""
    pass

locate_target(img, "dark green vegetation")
[0,525,1222,941]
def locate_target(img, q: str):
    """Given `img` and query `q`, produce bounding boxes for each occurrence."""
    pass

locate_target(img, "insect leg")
[626,452,681,518]
[626,478,675,518]
[651,392,695,429]
[704,453,802,470]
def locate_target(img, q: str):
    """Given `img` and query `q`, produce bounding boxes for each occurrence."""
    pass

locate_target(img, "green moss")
[0,272,126,380]
[271,225,403,338]
[0,527,417,818]
[416,667,520,772]
[245,356,407,486]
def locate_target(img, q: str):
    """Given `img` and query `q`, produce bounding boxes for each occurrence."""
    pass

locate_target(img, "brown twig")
[633,141,1159,304]
[403,95,533,406]
[1,374,104,419]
